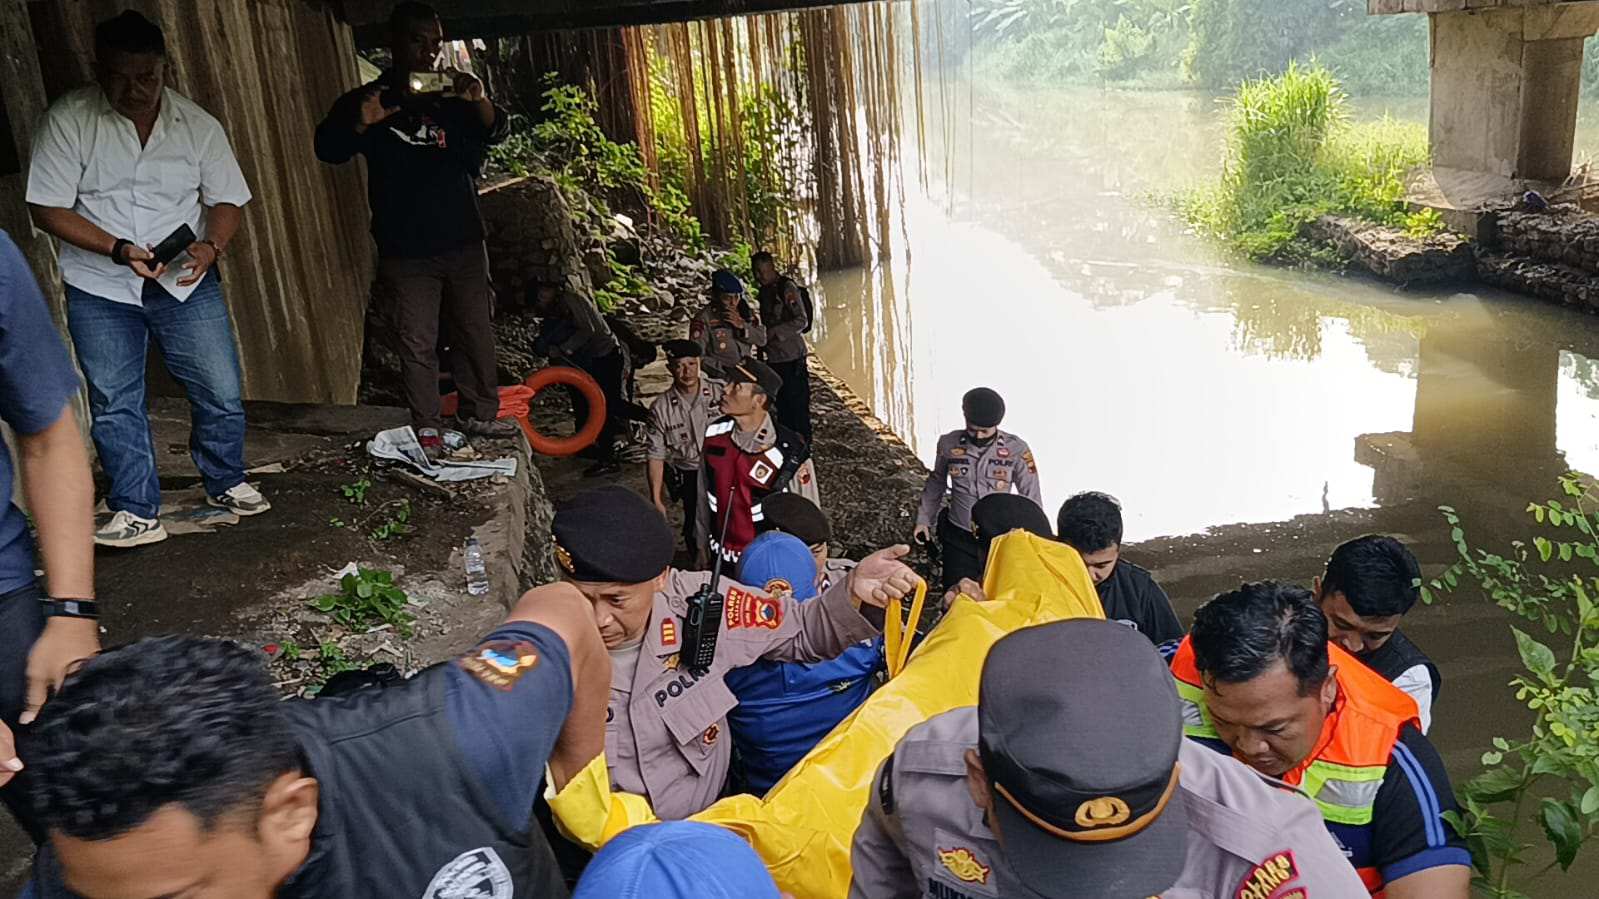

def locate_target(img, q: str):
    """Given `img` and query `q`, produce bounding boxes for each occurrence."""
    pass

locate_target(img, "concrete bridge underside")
[1373,1,1599,220]
[343,0,881,40]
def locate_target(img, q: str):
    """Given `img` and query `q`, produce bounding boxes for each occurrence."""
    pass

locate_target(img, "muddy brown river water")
[814,85,1599,895]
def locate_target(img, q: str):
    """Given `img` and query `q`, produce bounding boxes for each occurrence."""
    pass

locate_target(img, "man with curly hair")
[21,580,608,898]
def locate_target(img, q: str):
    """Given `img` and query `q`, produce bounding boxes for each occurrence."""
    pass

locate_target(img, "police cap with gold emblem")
[970,493,1052,548]
[978,619,1188,897]
[552,487,676,584]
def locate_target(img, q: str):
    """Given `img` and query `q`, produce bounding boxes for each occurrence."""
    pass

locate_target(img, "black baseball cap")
[725,357,784,397]
[978,619,1188,898]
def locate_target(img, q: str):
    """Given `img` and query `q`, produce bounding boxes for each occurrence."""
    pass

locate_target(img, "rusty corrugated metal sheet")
[24,0,372,403]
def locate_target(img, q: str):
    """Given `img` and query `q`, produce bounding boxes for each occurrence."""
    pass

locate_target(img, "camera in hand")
[407,72,455,96]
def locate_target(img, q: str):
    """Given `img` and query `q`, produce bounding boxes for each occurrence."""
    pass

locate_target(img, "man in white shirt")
[25,10,268,549]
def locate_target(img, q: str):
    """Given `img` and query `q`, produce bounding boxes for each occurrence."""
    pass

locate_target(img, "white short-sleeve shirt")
[26,86,252,305]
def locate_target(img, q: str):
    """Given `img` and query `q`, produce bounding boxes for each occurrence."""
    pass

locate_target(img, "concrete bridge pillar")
[1373,1,1599,210]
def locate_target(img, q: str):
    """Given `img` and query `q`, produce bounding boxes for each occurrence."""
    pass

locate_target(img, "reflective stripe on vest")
[1170,638,1418,831]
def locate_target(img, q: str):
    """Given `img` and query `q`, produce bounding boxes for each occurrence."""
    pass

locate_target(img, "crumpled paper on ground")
[366,426,517,482]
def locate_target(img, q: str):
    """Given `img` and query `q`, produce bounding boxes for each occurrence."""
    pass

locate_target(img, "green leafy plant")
[301,642,356,697]
[329,516,346,529]
[309,568,414,637]
[368,499,412,542]
[340,478,371,507]
[1180,62,1432,263]
[1423,475,1599,897]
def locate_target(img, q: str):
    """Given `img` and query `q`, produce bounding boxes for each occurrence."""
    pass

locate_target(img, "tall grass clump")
[1182,61,1435,263]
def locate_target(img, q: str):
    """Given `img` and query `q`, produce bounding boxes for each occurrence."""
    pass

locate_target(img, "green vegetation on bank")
[1180,63,1437,263]
[1425,479,1599,897]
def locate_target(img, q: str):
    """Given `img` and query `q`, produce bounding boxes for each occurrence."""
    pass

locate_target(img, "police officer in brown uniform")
[646,340,726,554]
[849,619,1368,899]
[914,388,1043,589]
[553,486,919,820]
[689,270,766,378]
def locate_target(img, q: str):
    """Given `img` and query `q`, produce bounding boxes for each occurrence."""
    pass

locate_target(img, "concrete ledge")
[1308,215,1477,287]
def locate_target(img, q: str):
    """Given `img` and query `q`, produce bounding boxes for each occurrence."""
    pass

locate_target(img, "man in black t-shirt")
[1055,492,1183,644]
[22,581,609,898]
[315,2,513,458]
[1316,535,1441,734]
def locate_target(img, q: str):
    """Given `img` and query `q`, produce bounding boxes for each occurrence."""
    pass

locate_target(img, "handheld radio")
[681,484,736,673]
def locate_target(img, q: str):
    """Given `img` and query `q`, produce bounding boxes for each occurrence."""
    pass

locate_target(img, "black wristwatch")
[41,598,99,620]
[109,238,135,267]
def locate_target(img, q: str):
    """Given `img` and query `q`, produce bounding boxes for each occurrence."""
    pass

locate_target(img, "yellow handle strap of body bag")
[882,579,928,679]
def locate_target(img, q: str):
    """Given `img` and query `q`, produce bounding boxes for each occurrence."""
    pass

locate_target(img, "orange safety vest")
[1171,638,1420,895]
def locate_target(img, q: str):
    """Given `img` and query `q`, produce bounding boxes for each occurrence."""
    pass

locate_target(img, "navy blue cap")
[711,269,745,295]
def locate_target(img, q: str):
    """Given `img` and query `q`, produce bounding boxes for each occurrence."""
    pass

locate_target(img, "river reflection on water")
[814,86,1599,542]
[812,85,1599,892]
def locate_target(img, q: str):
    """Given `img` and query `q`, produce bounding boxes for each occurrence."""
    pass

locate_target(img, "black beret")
[971,494,1052,547]
[962,387,1005,428]
[757,493,831,545]
[552,486,675,583]
[663,339,702,360]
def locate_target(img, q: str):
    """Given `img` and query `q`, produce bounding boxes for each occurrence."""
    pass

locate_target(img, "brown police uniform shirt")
[646,377,726,471]
[606,567,878,820]
[689,302,768,376]
[915,431,1043,532]
[694,413,822,556]
[848,708,1368,899]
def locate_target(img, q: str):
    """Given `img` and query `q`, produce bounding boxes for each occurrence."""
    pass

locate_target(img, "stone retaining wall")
[479,175,597,306]
[1495,209,1599,277]
[1308,215,1476,286]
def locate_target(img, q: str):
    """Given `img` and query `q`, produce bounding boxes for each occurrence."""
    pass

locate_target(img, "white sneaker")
[95,510,168,548]
[209,482,272,516]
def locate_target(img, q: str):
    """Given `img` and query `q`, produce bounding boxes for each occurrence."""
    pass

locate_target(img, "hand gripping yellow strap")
[882,579,928,679]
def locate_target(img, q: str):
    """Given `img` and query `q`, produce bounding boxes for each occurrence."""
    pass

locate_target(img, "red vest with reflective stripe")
[1171,638,1420,895]
[701,419,806,566]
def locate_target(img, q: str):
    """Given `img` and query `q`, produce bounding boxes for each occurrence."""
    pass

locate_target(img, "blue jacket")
[729,532,882,793]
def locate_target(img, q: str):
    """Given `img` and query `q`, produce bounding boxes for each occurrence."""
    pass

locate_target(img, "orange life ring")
[521,366,607,457]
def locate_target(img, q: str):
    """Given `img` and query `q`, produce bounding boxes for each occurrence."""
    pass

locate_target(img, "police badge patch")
[456,641,540,691]
[424,846,512,899]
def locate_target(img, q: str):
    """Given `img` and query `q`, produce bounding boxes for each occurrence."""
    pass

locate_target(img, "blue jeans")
[66,271,246,519]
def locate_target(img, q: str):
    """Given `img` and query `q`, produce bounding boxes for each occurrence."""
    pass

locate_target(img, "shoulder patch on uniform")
[1235,850,1300,899]
[725,586,783,630]
[457,640,540,691]
[661,618,678,648]
[878,752,897,814]
[706,419,734,437]
[1023,450,1036,474]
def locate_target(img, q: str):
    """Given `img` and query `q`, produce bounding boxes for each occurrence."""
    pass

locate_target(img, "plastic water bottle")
[464,537,490,596]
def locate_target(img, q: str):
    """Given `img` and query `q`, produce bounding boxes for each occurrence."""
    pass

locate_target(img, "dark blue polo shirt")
[0,231,82,593]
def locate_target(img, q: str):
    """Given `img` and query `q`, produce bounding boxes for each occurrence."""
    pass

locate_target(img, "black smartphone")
[149,224,197,267]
